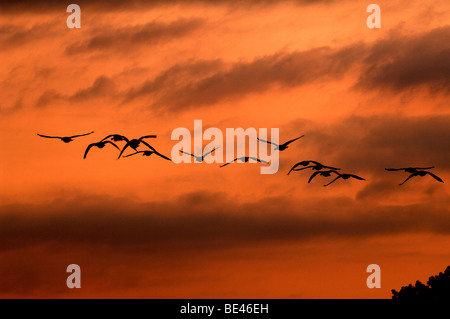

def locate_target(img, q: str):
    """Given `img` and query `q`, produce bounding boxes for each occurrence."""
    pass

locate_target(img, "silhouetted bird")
[288,160,340,175]
[399,170,444,186]
[84,141,119,159]
[37,131,94,143]
[385,166,435,173]
[179,147,219,162]
[117,135,158,159]
[123,150,171,161]
[323,172,365,187]
[385,167,444,185]
[220,157,269,167]
[307,170,341,183]
[101,134,131,143]
[257,135,304,151]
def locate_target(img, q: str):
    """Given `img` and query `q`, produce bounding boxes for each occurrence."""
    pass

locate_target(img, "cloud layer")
[121,25,450,111]
[1,191,449,253]
[0,0,333,13]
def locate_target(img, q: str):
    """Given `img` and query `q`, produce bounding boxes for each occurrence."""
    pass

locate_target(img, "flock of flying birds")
[37,131,445,187]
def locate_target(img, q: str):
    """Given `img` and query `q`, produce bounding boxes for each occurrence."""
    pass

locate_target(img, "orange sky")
[0,0,449,298]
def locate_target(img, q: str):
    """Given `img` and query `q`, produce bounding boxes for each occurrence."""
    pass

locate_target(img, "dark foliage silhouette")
[392,266,450,301]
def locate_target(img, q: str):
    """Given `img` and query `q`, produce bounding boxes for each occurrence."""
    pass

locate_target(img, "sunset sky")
[0,0,449,298]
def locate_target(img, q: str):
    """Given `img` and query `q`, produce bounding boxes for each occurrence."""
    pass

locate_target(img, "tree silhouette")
[392,266,450,300]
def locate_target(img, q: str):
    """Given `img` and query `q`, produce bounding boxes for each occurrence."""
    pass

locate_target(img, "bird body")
[101,134,130,143]
[84,141,119,158]
[308,170,341,183]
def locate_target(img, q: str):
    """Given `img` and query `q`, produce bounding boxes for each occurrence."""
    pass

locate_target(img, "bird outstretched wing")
[83,143,96,159]
[117,142,131,159]
[179,150,196,158]
[139,140,169,160]
[105,141,120,150]
[37,133,61,139]
[324,175,342,187]
[323,165,340,170]
[426,172,444,183]
[203,147,219,158]
[308,171,321,183]
[220,158,237,167]
[292,165,315,172]
[399,173,418,185]
[154,152,171,161]
[287,161,308,175]
[139,135,157,140]
[249,157,269,164]
[348,174,365,180]
[139,140,158,153]
[257,138,279,147]
[70,131,94,138]
[281,135,304,147]
[123,151,142,158]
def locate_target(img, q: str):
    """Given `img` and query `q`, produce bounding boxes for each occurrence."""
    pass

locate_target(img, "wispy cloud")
[65,18,205,55]
[0,0,337,14]
[0,22,57,50]
[122,25,450,112]
[36,76,118,107]
[125,44,364,110]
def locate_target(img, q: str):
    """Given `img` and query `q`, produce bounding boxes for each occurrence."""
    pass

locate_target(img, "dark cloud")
[356,25,450,93]
[13,23,446,112]
[70,76,118,101]
[304,114,450,172]
[124,59,225,103]
[36,90,63,108]
[0,191,449,254]
[126,44,364,110]
[36,76,118,107]
[0,98,24,115]
[123,26,449,112]
[0,23,56,49]
[355,177,443,201]
[65,19,205,55]
[0,0,334,13]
